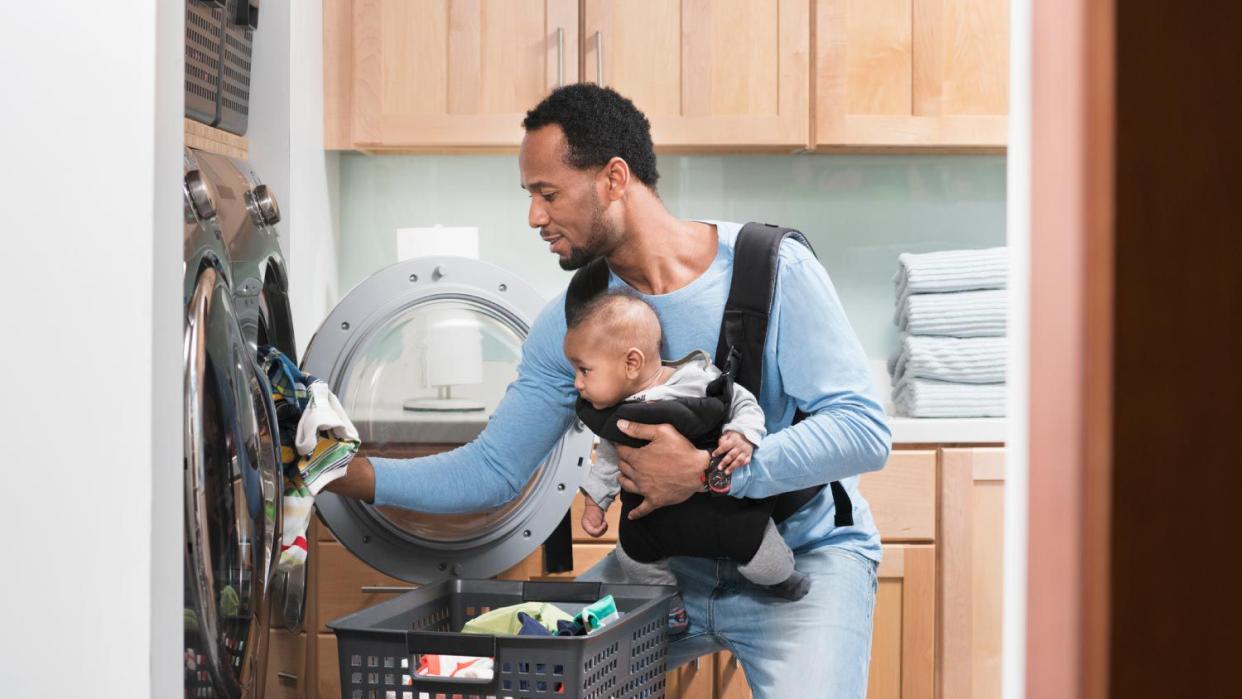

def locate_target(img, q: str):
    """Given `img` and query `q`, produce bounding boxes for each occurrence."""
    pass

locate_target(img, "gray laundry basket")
[328,579,675,699]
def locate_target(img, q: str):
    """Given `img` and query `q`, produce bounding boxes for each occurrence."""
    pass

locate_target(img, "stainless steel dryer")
[302,256,593,584]
[183,149,282,699]
[191,150,305,632]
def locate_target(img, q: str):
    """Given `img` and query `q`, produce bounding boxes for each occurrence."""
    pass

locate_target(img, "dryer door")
[184,263,281,698]
[303,256,592,583]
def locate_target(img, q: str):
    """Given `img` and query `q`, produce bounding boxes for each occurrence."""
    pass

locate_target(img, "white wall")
[248,0,341,359]
[0,1,182,696]
[1003,0,1032,697]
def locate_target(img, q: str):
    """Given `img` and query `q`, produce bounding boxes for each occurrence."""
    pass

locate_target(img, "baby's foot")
[768,571,812,601]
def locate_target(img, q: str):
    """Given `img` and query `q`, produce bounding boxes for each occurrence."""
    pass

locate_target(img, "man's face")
[519,125,619,270]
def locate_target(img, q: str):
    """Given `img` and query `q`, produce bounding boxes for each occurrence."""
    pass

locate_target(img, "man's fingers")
[615,419,664,441]
[618,473,639,493]
[628,499,655,520]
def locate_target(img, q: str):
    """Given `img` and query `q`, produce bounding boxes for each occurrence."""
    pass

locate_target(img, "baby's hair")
[567,290,663,359]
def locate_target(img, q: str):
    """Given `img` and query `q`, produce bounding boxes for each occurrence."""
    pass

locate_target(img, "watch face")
[708,463,731,494]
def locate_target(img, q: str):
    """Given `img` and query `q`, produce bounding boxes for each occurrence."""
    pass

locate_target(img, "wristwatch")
[704,452,731,495]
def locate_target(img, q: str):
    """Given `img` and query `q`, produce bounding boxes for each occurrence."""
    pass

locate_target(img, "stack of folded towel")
[890,248,1008,417]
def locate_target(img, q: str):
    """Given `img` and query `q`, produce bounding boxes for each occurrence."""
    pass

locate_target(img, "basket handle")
[405,630,500,694]
[522,580,603,603]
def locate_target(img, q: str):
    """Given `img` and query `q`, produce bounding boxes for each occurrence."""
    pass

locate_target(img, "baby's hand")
[580,499,609,538]
[713,431,755,474]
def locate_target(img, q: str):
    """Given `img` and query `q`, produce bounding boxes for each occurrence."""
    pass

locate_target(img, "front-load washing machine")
[183,149,282,698]
[191,150,304,631]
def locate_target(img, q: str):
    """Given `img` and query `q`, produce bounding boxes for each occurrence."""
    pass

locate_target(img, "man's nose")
[528,198,550,229]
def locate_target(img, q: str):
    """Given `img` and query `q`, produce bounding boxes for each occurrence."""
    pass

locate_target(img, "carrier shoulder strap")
[716,223,853,527]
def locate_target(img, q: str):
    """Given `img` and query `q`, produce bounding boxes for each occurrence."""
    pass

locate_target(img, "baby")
[563,290,812,628]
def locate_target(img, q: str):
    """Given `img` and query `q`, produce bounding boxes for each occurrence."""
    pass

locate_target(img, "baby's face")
[563,329,635,409]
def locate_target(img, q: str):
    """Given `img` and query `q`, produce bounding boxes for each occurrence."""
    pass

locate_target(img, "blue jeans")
[579,545,879,699]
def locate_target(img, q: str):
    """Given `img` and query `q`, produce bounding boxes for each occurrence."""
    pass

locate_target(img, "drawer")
[315,541,417,631]
[262,629,305,698]
[570,491,621,543]
[317,633,341,699]
[858,450,937,541]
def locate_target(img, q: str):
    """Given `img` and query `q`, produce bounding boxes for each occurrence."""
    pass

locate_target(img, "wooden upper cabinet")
[581,0,810,149]
[325,0,579,149]
[815,0,1008,149]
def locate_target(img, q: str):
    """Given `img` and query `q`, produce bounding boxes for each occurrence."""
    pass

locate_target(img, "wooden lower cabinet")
[937,448,1006,699]
[666,654,714,699]
[868,545,937,699]
[262,629,306,698]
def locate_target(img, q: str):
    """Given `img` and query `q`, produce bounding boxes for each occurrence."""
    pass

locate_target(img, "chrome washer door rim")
[303,256,590,583]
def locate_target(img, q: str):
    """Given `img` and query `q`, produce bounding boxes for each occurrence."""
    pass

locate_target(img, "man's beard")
[558,199,617,271]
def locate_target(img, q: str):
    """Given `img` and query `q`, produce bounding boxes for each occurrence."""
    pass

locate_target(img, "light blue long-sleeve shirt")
[372,220,891,562]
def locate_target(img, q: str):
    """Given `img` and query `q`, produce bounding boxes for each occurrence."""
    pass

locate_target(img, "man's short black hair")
[522,84,659,189]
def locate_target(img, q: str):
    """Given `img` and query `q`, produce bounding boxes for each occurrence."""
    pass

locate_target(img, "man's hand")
[322,455,377,503]
[713,431,754,474]
[614,419,708,520]
[580,499,609,537]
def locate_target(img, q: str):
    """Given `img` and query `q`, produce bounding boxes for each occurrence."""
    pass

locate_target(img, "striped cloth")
[889,334,1007,385]
[894,288,1007,337]
[892,378,1007,418]
[259,346,360,570]
[894,247,1008,308]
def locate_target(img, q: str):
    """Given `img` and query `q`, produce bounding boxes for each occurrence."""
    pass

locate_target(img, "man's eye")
[542,193,557,202]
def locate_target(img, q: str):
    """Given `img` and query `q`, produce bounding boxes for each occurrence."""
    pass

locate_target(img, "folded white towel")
[894,289,1008,337]
[892,378,1007,418]
[894,247,1008,308]
[889,334,1007,384]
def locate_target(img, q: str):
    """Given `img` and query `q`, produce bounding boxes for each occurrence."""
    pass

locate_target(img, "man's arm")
[326,297,579,513]
[728,253,891,499]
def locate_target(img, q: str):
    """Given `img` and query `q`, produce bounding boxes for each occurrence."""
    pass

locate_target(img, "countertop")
[887,416,1007,445]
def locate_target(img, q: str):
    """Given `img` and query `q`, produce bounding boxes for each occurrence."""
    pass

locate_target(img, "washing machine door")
[303,256,592,583]
[184,262,282,698]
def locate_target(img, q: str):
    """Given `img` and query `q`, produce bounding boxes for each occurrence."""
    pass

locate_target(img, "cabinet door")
[327,0,579,148]
[582,0,810,148]
[869,545,935,699]
[262,629,306,699]
[815,0,1008,148]
[937,448,1005,699]
[666,654,714,699]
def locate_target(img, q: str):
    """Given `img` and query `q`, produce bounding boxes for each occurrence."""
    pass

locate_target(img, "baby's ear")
[624,347,646,376]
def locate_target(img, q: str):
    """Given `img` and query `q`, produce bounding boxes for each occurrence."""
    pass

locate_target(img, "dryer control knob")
[253,184,281,225]
[184,170,216,221]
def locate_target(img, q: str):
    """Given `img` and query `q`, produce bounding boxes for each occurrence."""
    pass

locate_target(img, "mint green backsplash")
[338,153,1006,359]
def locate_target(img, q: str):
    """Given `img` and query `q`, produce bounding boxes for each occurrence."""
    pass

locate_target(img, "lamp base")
[403,397,486,413]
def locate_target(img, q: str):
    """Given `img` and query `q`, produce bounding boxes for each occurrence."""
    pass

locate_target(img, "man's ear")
[623,346,645,379]
[602,156,630,202]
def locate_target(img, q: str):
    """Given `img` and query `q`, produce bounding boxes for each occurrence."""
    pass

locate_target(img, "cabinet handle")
[276,672,298,683]
[595,30,605,87]
[361,585,416,594]
[556,27,565,88]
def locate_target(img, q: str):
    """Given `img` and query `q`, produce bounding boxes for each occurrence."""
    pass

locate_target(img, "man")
[327,84,890,698]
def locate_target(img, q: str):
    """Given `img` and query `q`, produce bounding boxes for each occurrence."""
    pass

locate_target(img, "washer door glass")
[340,299,544,541]
[304,257,590,583]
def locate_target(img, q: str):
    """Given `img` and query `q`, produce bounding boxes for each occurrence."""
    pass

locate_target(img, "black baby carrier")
[549,223,854,567]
